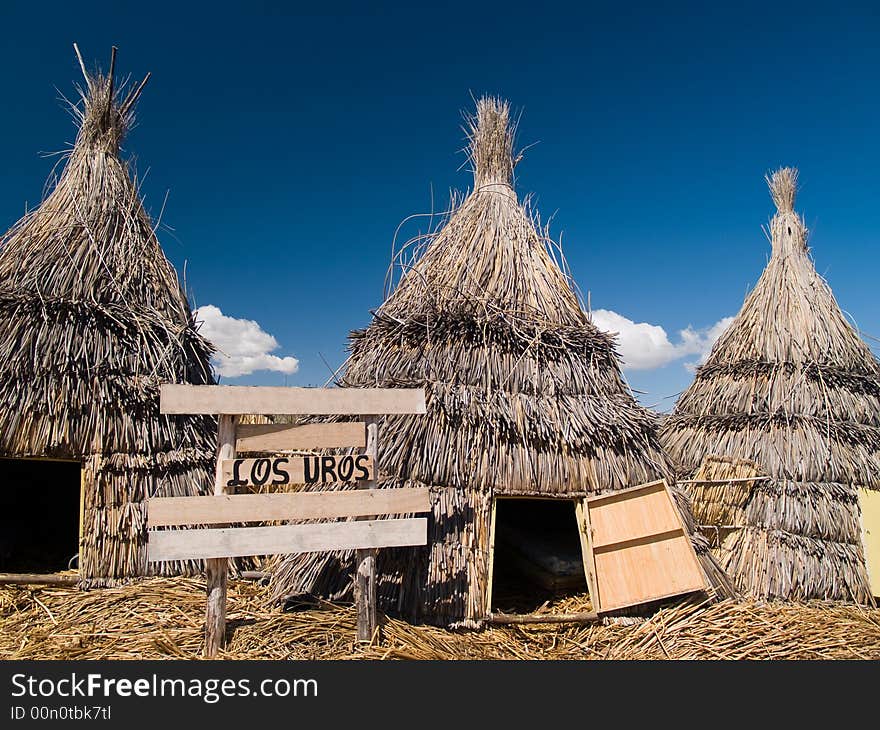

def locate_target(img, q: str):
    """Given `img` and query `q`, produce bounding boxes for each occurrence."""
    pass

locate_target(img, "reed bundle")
[0,47,216,583]
[661,168,879,602]
[1,578,877,660]
[270,97,731,625]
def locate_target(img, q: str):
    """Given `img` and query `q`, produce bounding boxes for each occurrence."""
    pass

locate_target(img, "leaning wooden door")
[583,479,708,613]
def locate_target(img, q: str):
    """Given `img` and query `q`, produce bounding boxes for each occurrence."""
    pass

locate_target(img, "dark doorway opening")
[490,498,587,614]
[0,458,81,573]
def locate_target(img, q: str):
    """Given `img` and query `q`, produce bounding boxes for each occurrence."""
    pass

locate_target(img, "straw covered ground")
[1,577,878,660]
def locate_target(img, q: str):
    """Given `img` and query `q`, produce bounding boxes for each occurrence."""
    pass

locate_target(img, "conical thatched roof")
[272,97,729,624]
[661,168,878,603]
[0,47,216,582]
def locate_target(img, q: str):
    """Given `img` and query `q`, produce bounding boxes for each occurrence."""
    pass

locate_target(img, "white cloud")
[591,309,733,372]
[194,304,300,378]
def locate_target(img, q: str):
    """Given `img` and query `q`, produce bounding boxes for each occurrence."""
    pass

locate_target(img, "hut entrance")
[0,458,82,573]
[488,498,589,613]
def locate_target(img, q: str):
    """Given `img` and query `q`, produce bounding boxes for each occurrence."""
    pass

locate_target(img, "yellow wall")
[860,489,880,598]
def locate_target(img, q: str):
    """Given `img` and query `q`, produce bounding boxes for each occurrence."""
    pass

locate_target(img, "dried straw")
[1,578,877,660]
[661,168,879,602]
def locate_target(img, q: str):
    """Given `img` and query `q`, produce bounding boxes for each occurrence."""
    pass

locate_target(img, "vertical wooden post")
[355,416,379,643]
[205,414,236,658]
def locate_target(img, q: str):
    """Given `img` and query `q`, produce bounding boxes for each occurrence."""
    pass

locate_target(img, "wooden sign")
[154,384,428,657]
[147,488,430,527]
[583,479,709,613]
[160,384,426,415]
[221,455,375,488]
[148,518,427,562]
[235,422,366,452]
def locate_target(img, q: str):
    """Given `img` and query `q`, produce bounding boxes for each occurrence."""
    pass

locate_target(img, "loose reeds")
[2,577,877,660]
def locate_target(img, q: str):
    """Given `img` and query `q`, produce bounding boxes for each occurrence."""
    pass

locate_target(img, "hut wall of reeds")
[0,49,216,584]
[661,168,878,603]
[271,98,731,625]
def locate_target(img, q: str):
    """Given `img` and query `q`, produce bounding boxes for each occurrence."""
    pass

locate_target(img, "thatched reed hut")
[661,168,878,603]
[0,48,215,584]
[272,97,729,625]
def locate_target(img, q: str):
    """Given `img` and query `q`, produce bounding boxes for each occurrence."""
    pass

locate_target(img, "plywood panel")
[147,488,430,527]
[147,518,427,562]
[860,488,880,598]
[585,479,709,613]
[588,481,681,548]
[160,385,426,415]
[593,532,706,611]
[236,422,366,452]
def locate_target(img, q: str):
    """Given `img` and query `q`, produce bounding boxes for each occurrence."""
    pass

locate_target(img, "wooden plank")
[160,385,426,416]
[860,488,880,598]
[205,414,235,659]
[588,481,681,549]
[592,527,687,554]
[574,499,598,606]
[235,421,366,452]
[585,479,708,613]
[485,497,498,614]
[147,488,431,527]
[147,518,428,562]
[586,479,668,505]
[488,611,600,625]
[0,573,79,586]
[356,417,379,643]
[592,532,706,612]
[220,455,374,489]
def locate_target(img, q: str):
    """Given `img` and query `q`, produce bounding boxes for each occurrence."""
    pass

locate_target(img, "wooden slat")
[860,488,880,598]
[147,488,431,526]
[205,414,235,658]
[588,481,681,548]
[147,518,427,562]
[356,416,379,642]
[220,455,374,488]
[160,385,426,416]
[236,421,366,452]
[592,532,707,612]
[0,573,79,586]
[488,611,600,625]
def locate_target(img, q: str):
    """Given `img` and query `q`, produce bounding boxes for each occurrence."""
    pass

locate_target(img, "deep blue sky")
[1,2,878,407]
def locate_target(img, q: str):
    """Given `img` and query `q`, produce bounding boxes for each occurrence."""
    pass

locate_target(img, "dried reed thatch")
[0,47,215,584]
[661,168,878,603]
[271,97,731,625]
[2,577,878,660]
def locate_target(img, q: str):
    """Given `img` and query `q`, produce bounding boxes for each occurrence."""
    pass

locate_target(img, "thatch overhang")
[271,97,731,624]
[0,47,216,583]
[661,168,878,603]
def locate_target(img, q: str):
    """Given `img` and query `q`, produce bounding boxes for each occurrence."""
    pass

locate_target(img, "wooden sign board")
[160,385,426,416]
[149,518,427,562]
[584,480,709,613]
[148,487,430,527]
[235,422,366,453]
[151,384,428,656]
[221,455,374,489]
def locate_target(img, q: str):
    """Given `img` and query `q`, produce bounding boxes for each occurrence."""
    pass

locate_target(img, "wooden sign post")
[356,416,379,642]
[206,414,235,658]
[153,385,427,657]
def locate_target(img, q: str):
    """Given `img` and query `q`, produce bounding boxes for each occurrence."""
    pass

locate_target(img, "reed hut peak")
[272,96,731,625]
[661,167,879,602]
[0,46,215,583]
